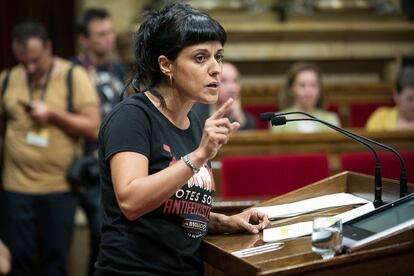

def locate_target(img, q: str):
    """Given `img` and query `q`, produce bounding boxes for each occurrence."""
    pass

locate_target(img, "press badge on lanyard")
[26,127,50,147]
[25,62,54,148]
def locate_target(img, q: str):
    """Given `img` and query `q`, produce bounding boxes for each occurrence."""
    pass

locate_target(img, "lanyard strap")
[27,61,54,102]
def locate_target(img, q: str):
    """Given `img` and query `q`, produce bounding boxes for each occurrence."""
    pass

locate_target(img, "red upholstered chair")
[243,105,278,130]
[220,153,330,199]
[349,102,394,127]
[327,103,342,120]
[340,151,414,183]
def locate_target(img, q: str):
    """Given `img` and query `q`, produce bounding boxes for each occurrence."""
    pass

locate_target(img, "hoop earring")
[169,75,173,86]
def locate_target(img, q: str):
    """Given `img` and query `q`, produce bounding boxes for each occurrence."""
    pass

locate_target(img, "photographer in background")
[71,8,125,276]
[0,22,99,275]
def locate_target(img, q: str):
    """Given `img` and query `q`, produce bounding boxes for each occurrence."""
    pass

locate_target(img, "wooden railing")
[241,82,392,105]
[240,82,394,127]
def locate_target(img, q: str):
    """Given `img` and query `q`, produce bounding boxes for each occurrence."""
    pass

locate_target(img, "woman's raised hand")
[193,99,240,163]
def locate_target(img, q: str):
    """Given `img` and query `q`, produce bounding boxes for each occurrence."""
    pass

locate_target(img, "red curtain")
[0,0,76,71]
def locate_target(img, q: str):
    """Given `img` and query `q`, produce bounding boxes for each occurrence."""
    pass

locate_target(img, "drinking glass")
[311,217,342,260]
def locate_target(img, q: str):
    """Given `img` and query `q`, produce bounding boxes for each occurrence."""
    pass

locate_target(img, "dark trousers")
[78,185,101,276]
[2,191,77,276]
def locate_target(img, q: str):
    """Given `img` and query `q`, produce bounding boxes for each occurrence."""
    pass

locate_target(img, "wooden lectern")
[202,172,414,275]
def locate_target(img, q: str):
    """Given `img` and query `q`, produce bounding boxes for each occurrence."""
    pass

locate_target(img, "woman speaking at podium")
[94,3,269,275]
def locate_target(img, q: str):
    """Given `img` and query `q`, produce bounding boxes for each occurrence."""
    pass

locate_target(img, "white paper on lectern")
[254,193,369,219]
[334,202,375,222]
[263,221,314,243]
[263,202,375,243]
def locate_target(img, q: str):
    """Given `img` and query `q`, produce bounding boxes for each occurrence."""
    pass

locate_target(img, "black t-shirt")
[95,93,215,275]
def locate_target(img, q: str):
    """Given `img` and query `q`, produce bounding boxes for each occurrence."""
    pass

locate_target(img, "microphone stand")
[269,115,384,207]
[268,111,408,198]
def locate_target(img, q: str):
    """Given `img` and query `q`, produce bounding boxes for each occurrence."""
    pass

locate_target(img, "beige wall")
[75,0,150,58]
[76,0,149,33]
[75,0,404,35]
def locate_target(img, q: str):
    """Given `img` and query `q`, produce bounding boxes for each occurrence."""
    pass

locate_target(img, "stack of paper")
[262,201,375,243]
[254,193,369,219]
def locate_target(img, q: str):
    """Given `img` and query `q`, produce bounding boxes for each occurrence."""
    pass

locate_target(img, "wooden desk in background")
[211,130,414,196]
[240,82,393,127]
[118,20,414,83]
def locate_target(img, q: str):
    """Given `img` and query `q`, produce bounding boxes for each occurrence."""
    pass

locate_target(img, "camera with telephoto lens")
[67,151,100,188]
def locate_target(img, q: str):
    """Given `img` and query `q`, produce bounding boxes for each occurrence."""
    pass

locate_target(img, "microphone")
[262,112,386,206]
[265,111,408,199]
[260,112,275,122]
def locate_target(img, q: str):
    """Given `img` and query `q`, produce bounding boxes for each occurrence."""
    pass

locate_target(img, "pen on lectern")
[232,243,283,258]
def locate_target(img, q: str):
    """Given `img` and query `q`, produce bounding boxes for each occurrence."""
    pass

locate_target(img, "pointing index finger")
[209,98,233,120]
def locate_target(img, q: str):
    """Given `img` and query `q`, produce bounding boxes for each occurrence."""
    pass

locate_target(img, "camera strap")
[66,65,75,113]
[1,70,10,98]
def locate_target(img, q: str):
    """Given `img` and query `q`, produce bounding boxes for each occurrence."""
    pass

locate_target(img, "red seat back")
[349,102,394,127]
[327,103,342,124]
[244,105,278,130]
[340,151,414,183]
[221,153,330,199]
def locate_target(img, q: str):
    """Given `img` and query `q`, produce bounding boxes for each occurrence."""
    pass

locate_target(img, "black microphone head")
[271,116,287,126]
[259,112,274,121]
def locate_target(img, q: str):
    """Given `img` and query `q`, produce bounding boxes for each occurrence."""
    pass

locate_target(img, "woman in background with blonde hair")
[271,62,340,133]
[366,66,414,131]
